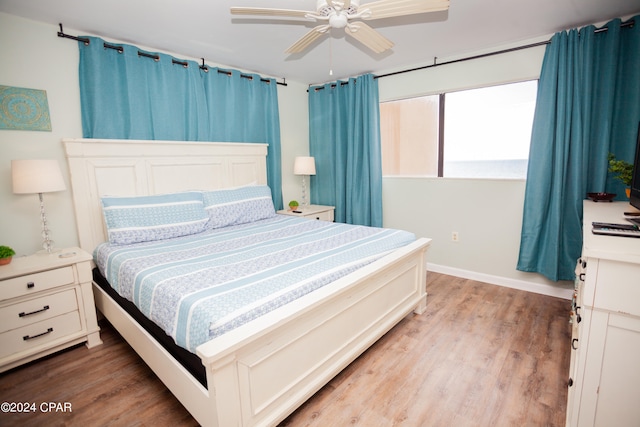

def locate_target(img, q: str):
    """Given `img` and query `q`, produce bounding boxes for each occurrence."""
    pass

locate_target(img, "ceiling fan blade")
[345,22,394,53]
[285,26,330,54]
[230,7,312,18]
[361,0,449,20]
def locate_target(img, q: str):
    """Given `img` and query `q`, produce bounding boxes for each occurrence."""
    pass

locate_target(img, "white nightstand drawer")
[309,210,334,221]
[0,266,75,301]
[0,289,79,333]
[0,311,82,359]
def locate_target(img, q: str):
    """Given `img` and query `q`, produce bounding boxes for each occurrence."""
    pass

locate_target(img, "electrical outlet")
[452,231,459,242]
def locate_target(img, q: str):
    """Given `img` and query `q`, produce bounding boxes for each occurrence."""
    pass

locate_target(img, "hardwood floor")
[0,273,571,426]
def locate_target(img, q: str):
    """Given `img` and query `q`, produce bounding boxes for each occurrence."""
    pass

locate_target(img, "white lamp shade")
[12,159,66,194]
[294,156,316,175]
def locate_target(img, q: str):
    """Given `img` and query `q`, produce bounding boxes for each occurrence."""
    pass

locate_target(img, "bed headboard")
[63,138,269,254]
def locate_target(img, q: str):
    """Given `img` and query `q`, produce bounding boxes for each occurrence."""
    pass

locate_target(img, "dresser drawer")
[0,289,78,334]
[0,267,75,301]
[590,259,640,317]
[0,311,82,359]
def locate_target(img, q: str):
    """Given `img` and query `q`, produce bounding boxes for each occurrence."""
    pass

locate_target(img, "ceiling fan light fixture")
[330,13,349,28]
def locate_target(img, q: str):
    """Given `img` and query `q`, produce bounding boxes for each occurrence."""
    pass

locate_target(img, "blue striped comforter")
[94,215,416,353]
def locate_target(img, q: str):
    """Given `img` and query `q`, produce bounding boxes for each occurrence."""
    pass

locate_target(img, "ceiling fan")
[230,0,450,54]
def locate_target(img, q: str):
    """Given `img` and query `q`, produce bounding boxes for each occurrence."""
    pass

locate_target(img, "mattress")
[94,215,416,355]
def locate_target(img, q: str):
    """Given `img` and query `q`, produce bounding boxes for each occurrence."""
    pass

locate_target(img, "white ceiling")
[1,0,639,85]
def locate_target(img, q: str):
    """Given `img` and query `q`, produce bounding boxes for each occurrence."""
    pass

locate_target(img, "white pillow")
[203,185,276,229]
[101,191,209,245]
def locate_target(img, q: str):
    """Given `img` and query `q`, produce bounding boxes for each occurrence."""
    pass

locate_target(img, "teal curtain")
[203,68,282,208]
[517,16,640,281]
[308,74,383,226]
[78,36,283,210]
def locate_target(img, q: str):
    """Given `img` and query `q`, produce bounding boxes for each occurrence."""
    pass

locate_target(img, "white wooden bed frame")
[63,138,431,427]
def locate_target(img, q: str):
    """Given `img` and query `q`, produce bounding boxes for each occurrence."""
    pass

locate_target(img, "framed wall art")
[0,85,52,131]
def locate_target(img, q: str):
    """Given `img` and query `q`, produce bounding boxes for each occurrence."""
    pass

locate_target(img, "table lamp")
[294,156,316,207]
[12,159,66,253]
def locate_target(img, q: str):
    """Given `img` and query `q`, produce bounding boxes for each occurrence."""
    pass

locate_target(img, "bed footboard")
[197,237,430,427]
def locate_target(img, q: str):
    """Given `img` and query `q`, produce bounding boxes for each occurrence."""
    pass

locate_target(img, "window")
[381,80,538,179]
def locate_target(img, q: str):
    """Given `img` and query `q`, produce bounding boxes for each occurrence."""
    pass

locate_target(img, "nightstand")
[0,247,102,372]
[278,204,335,221]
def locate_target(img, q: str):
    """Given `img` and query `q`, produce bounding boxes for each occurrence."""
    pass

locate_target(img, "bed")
[63,138,431,427]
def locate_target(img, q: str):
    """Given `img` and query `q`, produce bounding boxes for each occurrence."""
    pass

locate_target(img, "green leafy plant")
[608,153,633,186]
[0,245,15,259]
[288,200,299,209]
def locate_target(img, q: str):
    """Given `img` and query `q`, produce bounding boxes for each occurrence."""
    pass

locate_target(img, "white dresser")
[0,248,102,372]
[567,201,640,426]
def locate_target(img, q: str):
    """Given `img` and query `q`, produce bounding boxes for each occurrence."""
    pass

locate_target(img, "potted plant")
[288,200,299,211]
[608,153,633,197]
[0,245,15,266]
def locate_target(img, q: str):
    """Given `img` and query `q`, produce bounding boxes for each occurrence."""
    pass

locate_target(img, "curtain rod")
[311,18,635,87]
[375,40,550,80]
[310,80,351,91]
[57,23,288,86]
[308,38,550,88]
[375,18,635,80]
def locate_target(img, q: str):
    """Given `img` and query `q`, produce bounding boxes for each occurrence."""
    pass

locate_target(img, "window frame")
[380,79,538,180]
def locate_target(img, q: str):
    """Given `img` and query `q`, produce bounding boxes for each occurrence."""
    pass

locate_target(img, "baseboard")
[427,263,574,300]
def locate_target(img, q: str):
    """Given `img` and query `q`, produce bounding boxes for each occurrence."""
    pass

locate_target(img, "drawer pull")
[19,305,50,318]
[572,338,579,350]
[23,327,54,341]
[575,306,581,323]
[579,273,585,281]
[27,282,35,289]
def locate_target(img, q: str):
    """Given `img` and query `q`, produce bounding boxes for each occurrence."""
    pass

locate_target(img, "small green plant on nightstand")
[0,245,15,265]
[288,200,299,211]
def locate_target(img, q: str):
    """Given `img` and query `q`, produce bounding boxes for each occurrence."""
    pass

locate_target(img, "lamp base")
[301,175,310,207]
[36,192,59,256]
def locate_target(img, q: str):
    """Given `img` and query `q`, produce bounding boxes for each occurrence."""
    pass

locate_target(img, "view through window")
[381,80,538,179]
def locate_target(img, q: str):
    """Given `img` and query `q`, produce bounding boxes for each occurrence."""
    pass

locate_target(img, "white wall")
[378,42,573,294]
[0,13,309,256]
[0,14,83,256]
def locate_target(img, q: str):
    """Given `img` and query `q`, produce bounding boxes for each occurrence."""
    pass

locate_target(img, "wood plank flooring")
[0,273,571,426]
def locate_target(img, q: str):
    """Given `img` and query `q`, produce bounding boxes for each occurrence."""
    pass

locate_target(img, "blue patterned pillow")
[203,185,276,229]
[101,192,209,245]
